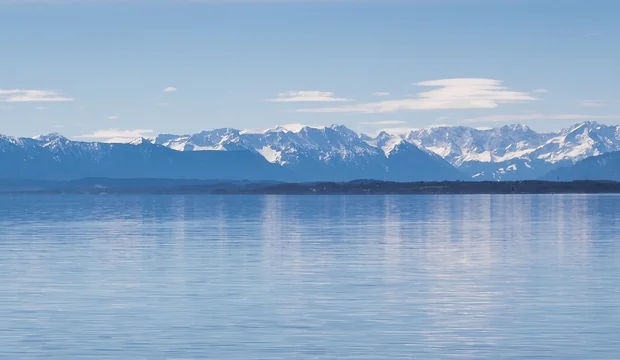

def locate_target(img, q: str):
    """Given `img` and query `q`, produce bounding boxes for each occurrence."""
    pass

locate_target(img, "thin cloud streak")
[297,78,537,113]
[360,120,407,126]
[75,128,155,143]
[267,90,351,103]
[579,99,607,107]
[462,113,620,124]
[0,89,73,102]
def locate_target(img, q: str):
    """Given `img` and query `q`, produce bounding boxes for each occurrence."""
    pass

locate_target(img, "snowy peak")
[268,123,325,133]
[129,137,155,146]
[33,133,69,143]
[534,121,620,164]
[368,132,406,156]
[499,123,532,133]
[31,133,75,152]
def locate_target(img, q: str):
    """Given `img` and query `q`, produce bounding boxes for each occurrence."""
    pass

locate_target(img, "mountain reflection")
[1,194,620,358]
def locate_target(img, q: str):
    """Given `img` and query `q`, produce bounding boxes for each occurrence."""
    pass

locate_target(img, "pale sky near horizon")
[0,0,618,141]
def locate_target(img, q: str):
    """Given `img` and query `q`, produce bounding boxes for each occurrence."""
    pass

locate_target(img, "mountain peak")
[573,120,600,129]
[270,124,320,133]
[129,137,155,146]
[33,133,68,142]
[266,124,355,134]
[501,123,531,132]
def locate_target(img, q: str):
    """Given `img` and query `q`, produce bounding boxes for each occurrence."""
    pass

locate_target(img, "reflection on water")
[1,195,619,359]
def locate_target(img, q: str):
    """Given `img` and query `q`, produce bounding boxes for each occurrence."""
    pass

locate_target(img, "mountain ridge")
[3,120,619,182]
[137,121,620,181]
[0,128,462,182]
[543,151,620,182]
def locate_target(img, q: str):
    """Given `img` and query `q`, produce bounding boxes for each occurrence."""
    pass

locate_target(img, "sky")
[0,0,619,142]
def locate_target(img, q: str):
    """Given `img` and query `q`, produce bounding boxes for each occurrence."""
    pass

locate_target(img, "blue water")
[1,195,619,359]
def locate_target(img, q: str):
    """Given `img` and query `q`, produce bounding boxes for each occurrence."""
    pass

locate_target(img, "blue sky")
[0,0,618,141]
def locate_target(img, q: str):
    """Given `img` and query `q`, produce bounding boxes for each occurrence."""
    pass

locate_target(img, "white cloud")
[267,90,351,103]
[35,106,48,110]
[579,99,606,107]
[108,115,119,120]
[373,92,390,97]
[297,78,537,113]
[462,113,620,124]
[75,128,155,143]
[0,89,73,102]
[360,120,406,126]
[164,87,177,93]
[533,89,548,93]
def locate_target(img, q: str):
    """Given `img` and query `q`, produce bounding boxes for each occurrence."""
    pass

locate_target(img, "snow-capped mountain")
[543,151,620,182]
[400,121,620,180]
[0,134,291,181]
[3,121,619,182]
[152,124,464,181]
[149,121,620,181]
[0,126,463,182]
[401,124,552,166]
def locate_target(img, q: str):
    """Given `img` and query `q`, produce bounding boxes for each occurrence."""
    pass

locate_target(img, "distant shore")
[2,179,620,195]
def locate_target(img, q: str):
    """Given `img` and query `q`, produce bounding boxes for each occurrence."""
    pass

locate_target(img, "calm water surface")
[1,195,619,359]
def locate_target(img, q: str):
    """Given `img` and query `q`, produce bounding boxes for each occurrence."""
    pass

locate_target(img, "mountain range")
[151,121,620,181]
[1,121,620,182]
[0,134,291,181]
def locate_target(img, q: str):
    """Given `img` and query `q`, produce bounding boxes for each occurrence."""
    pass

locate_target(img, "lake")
[1,195,619,359]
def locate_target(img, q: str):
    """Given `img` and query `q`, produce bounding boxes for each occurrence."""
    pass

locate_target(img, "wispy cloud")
[462,113,620,124]
[579,99,607,107]
[297,78,537,113]
[0,89,73,102]
[267,90,351,103]
[581,32,603,38]
[533,89,548,93]
[373,92,390,97]
[108,115,119,120]
[360,120,406,126]
[35,106,48,111]
[164,87,177,93]
[75,128,154,143]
